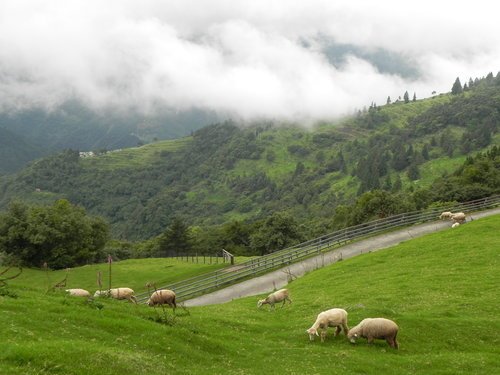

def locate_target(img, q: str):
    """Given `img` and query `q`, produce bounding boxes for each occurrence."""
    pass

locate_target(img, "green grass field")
[8,257,236,296]
[1,215,499,374]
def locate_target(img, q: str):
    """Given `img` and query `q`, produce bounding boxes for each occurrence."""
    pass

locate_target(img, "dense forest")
[0,73,499,265]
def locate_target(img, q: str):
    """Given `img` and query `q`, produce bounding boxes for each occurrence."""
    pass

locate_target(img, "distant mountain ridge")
[0,127,46,175]
[0,101,220,175]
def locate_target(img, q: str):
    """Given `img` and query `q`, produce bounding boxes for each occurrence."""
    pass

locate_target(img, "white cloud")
[0,0,499,121]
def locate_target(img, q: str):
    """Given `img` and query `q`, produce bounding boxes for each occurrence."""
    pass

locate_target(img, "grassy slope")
[9,257,241,296]
[1,215,499,374]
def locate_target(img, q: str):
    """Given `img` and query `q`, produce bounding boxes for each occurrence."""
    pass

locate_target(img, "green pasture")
[7,257,239,295]
[1,214,499,374]
[81,137,192,171]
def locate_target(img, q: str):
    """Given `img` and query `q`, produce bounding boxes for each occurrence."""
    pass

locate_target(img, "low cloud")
[1,0,499,121]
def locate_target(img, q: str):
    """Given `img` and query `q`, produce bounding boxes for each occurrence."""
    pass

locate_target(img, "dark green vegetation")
[0,127,46,174]
[1,214,498,375]
[0,200,109,269]
[0,74,499,248]
[0,101,218,174]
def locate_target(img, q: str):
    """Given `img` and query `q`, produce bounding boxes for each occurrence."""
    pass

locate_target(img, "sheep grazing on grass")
[94,287,137,303]
[451,222,460,228]
[306,308,349,342]
[439,211,453,220]
[450,212,466,224]
[146,289,177,310]
[257,289,292,309]
[347,318,399,349]
[65,288,91,297]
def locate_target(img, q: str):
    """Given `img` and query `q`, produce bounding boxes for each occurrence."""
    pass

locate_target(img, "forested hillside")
[0,74,498,246]
[0,101,218,174]
[0,127,46,174]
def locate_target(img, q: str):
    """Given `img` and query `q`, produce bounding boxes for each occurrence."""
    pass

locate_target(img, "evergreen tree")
[391,141,409,171]
[386,96,391,105]
[421,144,430,160]
[468,77,474,88]
[392,174,402,192]
[382,175,393,191]
[403,91,410,103]
[451,77,463,95]
[158,217,192,256]
[407,163,420,180]
[412,92,417,101]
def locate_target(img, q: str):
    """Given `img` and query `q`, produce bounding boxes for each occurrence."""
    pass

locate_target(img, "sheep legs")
[280,297,292,308]
[386,336,399,349]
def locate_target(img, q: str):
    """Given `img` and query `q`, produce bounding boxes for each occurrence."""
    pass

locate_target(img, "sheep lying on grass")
[94,287,137,303]
[257,288,292,309]
[306,308,349,342]
[147,289,177,310]
[451,222,460,228]
[65,289,90,297]
[347,318,399,349]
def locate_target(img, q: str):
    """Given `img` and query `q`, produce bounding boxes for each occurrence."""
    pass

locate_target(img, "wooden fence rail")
[136,195,500,303]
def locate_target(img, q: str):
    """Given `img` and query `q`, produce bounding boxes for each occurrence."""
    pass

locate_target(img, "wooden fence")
[136,195,500,303]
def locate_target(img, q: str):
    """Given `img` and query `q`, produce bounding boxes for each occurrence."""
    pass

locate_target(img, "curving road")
[183,208,500,307]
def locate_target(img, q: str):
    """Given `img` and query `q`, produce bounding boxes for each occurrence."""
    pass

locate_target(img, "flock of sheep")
[64,287,176,307]
[259,288,399,349]
[64,210,473,349]
[66,286,398,348]
[439,211,467,227]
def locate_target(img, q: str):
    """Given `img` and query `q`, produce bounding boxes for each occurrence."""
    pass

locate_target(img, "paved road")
[184,208,500,307]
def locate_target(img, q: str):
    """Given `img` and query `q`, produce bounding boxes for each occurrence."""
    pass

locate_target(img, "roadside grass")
[1,214,499,374]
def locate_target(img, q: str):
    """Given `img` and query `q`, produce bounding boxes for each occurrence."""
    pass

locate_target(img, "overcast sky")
[1,0,499,121]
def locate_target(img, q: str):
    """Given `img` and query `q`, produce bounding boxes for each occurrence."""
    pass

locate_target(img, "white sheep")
[450,212,466,224]
[439,211,453,220]
[306,308,349,342]
[451,222,460,228]
[65,288,91,297]
[347,318,399,349]
[146,289,177,309]
[257,289,292,309]
[94,287,137,303]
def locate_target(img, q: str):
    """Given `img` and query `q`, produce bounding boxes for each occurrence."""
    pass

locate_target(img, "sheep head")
[257,299,265,308]
[347,331,358,343]
[306,328,319,341]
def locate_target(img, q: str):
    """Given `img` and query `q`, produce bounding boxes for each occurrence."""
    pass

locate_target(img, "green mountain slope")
[1,214,499,374]
[0,102,219,174]
[0,76,499,240]
[0,127,45,175]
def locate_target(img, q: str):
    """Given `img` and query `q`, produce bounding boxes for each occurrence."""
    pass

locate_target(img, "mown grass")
[1,214,499,374]
[81,137,192,171]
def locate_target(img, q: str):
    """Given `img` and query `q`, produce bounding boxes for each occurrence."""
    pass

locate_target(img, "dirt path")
[183,208,500,307]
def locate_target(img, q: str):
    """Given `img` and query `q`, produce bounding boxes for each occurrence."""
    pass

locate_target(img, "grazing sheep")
[65,288,90,297]
[94,287,137,303]
[451,222,460,228]
[306,308,349,342]
[146,289,177,309]
[257,289,292,309]
[450,212,466,224]
[347,318,399,349]
[439,211,453,220]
